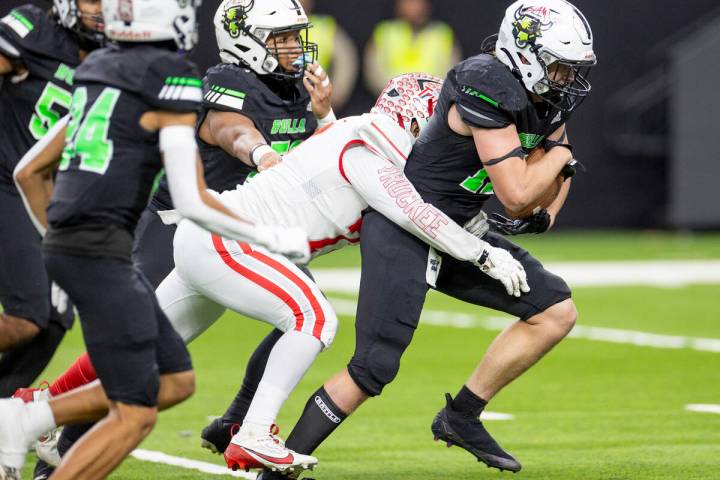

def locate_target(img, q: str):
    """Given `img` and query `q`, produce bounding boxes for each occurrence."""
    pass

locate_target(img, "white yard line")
[312,260,720,293]
[326,297,720,354]
[130,449,256,478]
[481,412,514,421]
[685,404,720,415]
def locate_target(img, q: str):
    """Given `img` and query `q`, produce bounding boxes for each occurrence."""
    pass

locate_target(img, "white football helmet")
[495,0,596,111]
[371,73,443,143]
[214,0,317,78]
[53,0,105,48]
[103,0,200,52]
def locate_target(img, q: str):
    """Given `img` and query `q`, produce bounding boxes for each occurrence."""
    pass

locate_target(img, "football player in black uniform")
[0,0,310,478]
[0,0,103,394]
[164,0,333,454]
[134,0,332,289]
[257,0,596,477]
[12,0,334,473]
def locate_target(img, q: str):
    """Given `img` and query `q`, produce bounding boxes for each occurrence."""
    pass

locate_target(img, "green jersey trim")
[204,85,246,110]
[165,76,203,88]
[158,78,203,102]
[1,10,35,38]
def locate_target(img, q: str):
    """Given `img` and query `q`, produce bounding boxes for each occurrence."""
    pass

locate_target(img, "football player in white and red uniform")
[154,73,528,473]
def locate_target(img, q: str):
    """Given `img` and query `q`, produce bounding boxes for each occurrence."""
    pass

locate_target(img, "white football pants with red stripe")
[156,220,338,349]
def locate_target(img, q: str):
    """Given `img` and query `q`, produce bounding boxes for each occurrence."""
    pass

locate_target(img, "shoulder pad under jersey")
[143,51,202,113]
[201,63,271,117]
[0,5,77,63]
[355,113,412,168]
[453,54,528,129]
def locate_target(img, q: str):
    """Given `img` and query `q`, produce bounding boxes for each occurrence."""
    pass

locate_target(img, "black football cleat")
[200,417,240,455]
[431,393,522,473]
[32,459,55,480]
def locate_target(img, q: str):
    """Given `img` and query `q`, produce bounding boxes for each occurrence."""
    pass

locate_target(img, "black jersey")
[0,5,81,190]
[404,54,572,225]
[45,44,201,256]
[152,63,317,209]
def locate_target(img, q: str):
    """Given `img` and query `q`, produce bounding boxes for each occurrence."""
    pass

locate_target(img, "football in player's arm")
[252,2,596,478]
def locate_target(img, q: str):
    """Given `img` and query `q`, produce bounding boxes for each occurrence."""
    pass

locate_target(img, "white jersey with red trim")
[218,113,488,263]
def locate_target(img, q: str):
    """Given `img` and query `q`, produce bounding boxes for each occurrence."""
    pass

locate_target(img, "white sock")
[22,401,57,443]
[240,331,322,438]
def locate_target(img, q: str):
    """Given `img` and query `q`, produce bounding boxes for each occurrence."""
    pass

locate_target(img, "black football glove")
[488,208,551,235]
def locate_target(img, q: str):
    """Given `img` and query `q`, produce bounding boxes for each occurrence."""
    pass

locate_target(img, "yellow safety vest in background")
[372,20,455,79]
[309,14,337,70]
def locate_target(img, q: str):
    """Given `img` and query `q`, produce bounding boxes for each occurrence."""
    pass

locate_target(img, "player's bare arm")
[146,110,309,261]
[143,110,248,222]
[544,125,572,227]
[0,53,13,75]
[454,115,572,215]
[198,110,280,171]
[13,120,68,235]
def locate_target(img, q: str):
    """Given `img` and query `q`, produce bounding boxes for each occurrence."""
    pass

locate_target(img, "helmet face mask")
[371,73,443,143]
[216,0,318,79]
[495,0,596,112]
[54,0,105,49]
[534,53,594,112]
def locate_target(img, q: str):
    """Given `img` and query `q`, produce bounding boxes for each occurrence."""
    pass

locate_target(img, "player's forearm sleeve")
[160,125,277,247]
[343,149,487,262]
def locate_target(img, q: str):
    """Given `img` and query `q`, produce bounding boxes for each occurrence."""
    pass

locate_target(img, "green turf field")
[22,232,720,479]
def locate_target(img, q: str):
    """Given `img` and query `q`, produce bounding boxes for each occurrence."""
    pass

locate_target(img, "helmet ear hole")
[516,52,531,66]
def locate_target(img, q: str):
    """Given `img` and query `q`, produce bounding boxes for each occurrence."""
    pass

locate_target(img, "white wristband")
[250,144,275,166]
[316,109,337,128]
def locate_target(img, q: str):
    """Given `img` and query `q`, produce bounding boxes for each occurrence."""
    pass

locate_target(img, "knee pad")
[348,319,417,397]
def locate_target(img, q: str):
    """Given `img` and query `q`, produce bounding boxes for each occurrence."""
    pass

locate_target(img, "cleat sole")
[431,409,521,473]
[201,438,221,455]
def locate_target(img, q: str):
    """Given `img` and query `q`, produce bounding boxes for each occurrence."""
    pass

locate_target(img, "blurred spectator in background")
[364,0,461,95]
[300,0,358,110]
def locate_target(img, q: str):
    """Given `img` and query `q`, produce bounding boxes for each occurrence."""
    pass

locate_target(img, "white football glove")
[474,245,530,297]
[51,282,68,315]
[258,225,311,265]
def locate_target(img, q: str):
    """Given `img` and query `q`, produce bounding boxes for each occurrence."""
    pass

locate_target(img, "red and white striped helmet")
[371,73,443,141]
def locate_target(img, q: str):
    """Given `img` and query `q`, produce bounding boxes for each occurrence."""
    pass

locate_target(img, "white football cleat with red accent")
[35,427,62,467]
[0,399,34,475]
[12,383,61,465]
[12,382,51,404]
[224,425,317,474]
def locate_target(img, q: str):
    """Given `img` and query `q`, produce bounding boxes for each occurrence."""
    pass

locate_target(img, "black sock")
[451,385,487,417]
[58,422,95,457]
[285,386,347,454]
[223,329,284,424]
